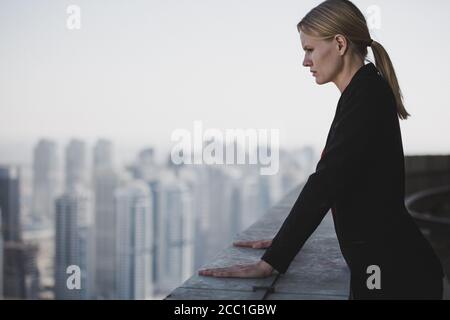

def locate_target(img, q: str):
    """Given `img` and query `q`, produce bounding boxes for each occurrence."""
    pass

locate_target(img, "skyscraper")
[115,180,153,300]
[0,165,22,242]
[54,187,94,299]
[23,227,54,299]
[0,165,36,299]
[94,169,119,299]
[156,172,194,294]
[93,139,119,299]
[93,139,114,171]
[2,241,39,299]
[32,139,58,225]
[200,166,234,266]
[65,139,87,190]
[135,147,156,180]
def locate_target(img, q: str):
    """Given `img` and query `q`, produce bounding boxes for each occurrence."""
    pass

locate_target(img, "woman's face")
[300,31,344,85]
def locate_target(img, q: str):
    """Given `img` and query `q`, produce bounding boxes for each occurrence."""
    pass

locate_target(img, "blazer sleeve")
[261,80,375,274]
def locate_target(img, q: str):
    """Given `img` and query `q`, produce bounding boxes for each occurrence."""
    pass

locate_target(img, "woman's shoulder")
[342,67,396,111]
[337,71,397,125]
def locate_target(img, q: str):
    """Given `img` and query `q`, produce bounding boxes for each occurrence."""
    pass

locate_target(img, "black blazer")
[261,62,444,299]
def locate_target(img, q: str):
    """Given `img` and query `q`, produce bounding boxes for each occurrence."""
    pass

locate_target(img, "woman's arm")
[262,79,377,274]
[198,79,380,278]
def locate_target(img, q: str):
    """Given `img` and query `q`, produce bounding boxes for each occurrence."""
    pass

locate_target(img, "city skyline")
[0,136,313,299]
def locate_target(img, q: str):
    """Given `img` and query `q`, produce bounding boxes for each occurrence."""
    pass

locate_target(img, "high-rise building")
[115,180,153,299]
[32,139,58,225]
[200,166,234,266]
[228,174,243,241]
[93,139,119,299]
[181,167,210,271]
[156,172,194,294]
[23,227,54,299]
[136,148,156,180]
[0,165,40,299]
[147,179,160,289]
[93,139,114,171]
[0,165,22,242]
[94,169,119,299]
[54,187,94,299]
[2,241,39,299]
[65,139,87,190]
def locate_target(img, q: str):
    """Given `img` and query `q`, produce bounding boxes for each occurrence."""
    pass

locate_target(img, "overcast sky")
[1,0,449,165]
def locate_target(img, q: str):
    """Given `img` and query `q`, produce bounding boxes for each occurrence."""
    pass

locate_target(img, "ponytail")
[370,40,410,119]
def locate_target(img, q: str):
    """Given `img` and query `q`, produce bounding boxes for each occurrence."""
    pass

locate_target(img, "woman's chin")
[314,77,328,85]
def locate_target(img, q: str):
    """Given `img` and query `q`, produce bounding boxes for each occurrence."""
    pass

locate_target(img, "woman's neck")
[334,57,364,93]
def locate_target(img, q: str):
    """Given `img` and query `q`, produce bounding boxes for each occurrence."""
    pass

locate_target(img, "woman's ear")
[334,34,347,56]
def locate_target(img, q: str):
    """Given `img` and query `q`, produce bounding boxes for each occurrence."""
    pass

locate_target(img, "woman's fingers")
[207,268,246,277]
[198,263,270,278]
[232,240,255,247]
[233,239,272,249]
[199,267,238,277]
[199,264,245,274]
[199,264,247,275]
[252,240,272,248]
[199,241,274,277]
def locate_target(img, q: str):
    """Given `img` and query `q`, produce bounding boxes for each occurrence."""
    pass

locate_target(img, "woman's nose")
[303,57,311,67]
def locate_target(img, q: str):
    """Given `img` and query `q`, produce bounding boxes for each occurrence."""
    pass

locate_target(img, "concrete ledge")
[165,185,350,300]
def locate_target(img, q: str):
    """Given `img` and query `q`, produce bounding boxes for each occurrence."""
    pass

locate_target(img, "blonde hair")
[298,0,410,120]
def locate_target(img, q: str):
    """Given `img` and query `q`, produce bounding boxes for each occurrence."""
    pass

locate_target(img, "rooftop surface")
[165,185,350,300]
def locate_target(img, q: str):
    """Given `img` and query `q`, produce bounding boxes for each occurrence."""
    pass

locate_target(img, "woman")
[199,0,444,299]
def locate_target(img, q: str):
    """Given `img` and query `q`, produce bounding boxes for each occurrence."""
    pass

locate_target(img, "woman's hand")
[233,239,273,249]
[198,260,274,278]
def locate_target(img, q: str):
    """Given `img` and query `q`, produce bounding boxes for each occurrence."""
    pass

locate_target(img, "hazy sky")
[1,0,449,164]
